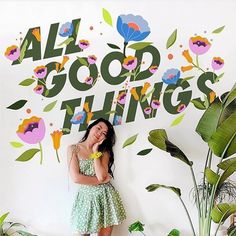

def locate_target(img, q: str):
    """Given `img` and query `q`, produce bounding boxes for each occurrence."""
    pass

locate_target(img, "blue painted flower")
[116,14,150,43]
[59,22,74,37]
[70,111,86,124]
[162,68,181,85]
[113,115,122,126]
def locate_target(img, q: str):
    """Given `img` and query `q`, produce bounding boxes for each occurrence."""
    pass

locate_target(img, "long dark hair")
[80,118,116,178]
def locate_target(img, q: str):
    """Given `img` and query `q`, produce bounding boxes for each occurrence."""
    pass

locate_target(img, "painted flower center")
[167,74,175,79]
[214,60,223,65]
[194,40,206,47]
[126,59,135,66]
[10,48,17,55]
[128,22,140,31]
[24,122,39,134]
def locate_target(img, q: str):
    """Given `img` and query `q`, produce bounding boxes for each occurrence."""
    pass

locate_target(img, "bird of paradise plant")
[146,83,236,236]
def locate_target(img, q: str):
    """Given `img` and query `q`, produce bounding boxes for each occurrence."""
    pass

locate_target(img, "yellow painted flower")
[182,50,193,63]
[32,28,41,42]
[130,87,139,101]
[59,56,69,71]
[141,82,151,95]
[86,112,94,124]
[84,102,90,112]
[50,130,63,163]
[209,91,216,104]
[181,65,193,72]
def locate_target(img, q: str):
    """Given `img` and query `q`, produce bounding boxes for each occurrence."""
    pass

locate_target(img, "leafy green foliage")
[128,220,145,234]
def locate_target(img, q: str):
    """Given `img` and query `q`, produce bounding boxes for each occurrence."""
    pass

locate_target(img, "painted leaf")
[0,212,9,226]
[128,221,145,233]
[164,89,175,94]
[141,88,155,102]
[57,37,74,46]
[17,230,37,236]
[214,72,224,82]
[102,8,113,27]
[212,25,225,34]
[66,104,73,115]
[120,72,133,77]
[146,184,181,196]
[107,43,120,49]
[43,100,57,112]
[137,148,152,156]
[170,113,185,127]
[19,39,28,63]
[77,57,88,67]
[6,100,27,110]
[122,134,138,148]
[19,78,35,86]
[44,89,49,97]
[128,42,153,50]
[166,29,177,49]
[15,149,40,162]
[10,141,24,148]
[61,128,71,133]
[105,110,117,115]
[168,229,180,236]
[191,98,206,110]
[181,76,195,84]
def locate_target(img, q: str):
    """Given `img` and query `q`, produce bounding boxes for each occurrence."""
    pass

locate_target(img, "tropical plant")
[0,212,36,236]
[146,83,236,236]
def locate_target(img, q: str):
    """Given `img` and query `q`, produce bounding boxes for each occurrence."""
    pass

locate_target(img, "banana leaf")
[211,203,236,223]
[146,184,181,197]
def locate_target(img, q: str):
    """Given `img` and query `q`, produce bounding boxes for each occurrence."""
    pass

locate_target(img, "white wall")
[1,0,236,235]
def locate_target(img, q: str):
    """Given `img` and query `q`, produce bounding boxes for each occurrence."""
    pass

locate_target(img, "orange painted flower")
[60,56,69,71]
[86,112,94,124]
[32,28,41,42]
[209,91,216,103]
[50,130,63,163]
[141,82,151,95]
[130,87,139,101]
[181,65,193,72]
[83,102,90,112]
[182,50,193,63]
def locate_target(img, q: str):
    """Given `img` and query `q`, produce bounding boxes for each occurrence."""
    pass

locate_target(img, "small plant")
[0,212,36,236]
[146,83,236,236]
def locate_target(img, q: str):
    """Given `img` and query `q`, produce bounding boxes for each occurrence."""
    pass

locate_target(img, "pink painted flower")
[211,57,224,70]
[34,66,47,79]
[33,85,44,94]
[78,40,90,49]
[144,107,152,115]
[85,76,93,85]
[149,65,158,74]
[16,116,46,144]
[177,104,186,113]
[189,36,211,55]
[5,45,20,61]
[87,55,97,64]
[122,56,137,70]
[151,100,161,109]
[117,92,127,104]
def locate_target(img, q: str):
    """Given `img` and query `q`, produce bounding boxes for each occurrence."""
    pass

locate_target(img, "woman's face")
[89,122,108,142]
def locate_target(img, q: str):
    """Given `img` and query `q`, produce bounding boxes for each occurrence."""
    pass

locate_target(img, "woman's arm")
[67,145,109,185]
[93,152,109,182]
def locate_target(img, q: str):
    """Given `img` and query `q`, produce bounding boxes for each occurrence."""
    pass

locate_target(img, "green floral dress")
[71,158,126,234]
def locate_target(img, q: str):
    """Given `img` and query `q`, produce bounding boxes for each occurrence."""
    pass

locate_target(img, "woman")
[68,118,126,236]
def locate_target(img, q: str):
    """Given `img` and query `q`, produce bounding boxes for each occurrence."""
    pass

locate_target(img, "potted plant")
[146,83,236,236]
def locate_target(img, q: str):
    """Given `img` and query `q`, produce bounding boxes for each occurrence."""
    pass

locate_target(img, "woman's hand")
[98,174,111,184]
[92,138,105,153]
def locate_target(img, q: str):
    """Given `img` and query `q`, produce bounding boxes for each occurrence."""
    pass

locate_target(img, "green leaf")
[102,8,113,27]
[128,42,153,50]
[148,129,192,166]
[141,88,155,102]
[137,148,152,156]
[120,72,133,78]
[205,168,219,185]
[19,39,28,63]
[15,149,40,162]
[146,184,181,196]
[57,37,74,46]
[128,221,145,233]
[107,43,120,49]
[6,100,27,110]
[204,95,210,109]
[0,212,9,226]
[214,72,224,82]
[218,157,236,170]
[181,76,195,84]
[105,110,117,115]
[76,57,88,67]
[208,111,236,158]
[19,78,35,86]
[170,113,185,127]
[164,89,175,94]
[168,229,180,236]
[211,203,236,223]
[10,141,24,148]
[61,128,71,133]
[212,25,225,34]
[66,104,73,115]
[122,134,138,148]
[17,230,37,236]
[44,89,49,97]
[218,163,236,187]
[191,98,206,110]
[196,97,222,142]
[43,100,57,112]
[166,29,177,49]
[223,83,236,108]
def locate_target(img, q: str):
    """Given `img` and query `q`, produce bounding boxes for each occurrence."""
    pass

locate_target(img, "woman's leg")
[98,226,113,236]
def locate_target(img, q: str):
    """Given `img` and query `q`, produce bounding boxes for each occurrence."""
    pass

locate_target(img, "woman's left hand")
[92,138,105,153]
